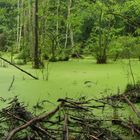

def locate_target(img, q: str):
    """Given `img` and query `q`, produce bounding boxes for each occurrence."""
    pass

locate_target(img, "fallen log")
[0,56,38,80]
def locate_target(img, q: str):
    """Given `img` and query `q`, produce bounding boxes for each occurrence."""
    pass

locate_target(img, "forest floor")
[0,57,140,107]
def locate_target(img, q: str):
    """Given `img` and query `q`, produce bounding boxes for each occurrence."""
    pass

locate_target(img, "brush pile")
[0,83,140,140]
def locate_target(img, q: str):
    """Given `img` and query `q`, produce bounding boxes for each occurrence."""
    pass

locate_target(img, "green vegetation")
[0,0,140,139]
[0,0,140,65]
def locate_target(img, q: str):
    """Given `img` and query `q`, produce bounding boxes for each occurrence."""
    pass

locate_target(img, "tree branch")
[6,102,63,140]
[0,56,38,80]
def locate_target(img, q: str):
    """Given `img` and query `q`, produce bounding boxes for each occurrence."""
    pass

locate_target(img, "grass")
[0,58,140,108]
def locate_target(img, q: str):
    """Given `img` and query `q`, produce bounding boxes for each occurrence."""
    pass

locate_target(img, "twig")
[113,119,140,135]
[128,59,135,86]
[123,96,140,118]
[58,98,89,111]
[6,102,63,140]
[8,75,15,91]
[89,134,99,140]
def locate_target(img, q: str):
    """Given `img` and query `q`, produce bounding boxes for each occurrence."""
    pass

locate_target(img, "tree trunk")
[64,0,71,49]
[96,9,107,64]
[16,0,20,52]
[17,0,22,52]
[98,9,102,62]
[33,0,40,68]
[97,55,107,64]
[69,0,74,48]
[56,0,60,48]
[28,0,33,59]
[70,27,74,48]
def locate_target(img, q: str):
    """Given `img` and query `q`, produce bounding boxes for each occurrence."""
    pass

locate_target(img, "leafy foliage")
[0,0,140,64]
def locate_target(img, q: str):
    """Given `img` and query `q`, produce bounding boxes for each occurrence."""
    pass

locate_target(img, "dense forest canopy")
[0,0,140,66]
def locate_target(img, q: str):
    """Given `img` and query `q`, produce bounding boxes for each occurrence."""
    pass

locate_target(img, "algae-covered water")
[0,58,140,107]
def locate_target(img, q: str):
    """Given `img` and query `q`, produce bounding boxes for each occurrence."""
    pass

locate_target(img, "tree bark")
[56,0,60,48]
[64,0,71,49]
[97,9,107,64]
[33,0,40,68]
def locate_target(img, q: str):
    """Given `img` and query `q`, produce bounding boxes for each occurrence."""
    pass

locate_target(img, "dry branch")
[6,102,63,140]
[6,111,54,139]
[124,96,140,118]
[113,119,140,135]
[1,97,134,140]
[63,114,69,140]
[0,56,38,80]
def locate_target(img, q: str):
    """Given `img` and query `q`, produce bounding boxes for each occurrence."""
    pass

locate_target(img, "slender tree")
[33,0,40,68]
[69,0,74,48]
[64,0,71,49]
[56,0,60,48]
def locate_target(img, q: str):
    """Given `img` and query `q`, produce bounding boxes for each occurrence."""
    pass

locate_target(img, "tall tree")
[64,0,74,49]
[33,0,40,68]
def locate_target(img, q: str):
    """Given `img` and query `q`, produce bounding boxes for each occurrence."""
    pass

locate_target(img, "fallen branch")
[6,102,63,140]
[63,114,69,140]
[90,98,123,108]
[113,119,140,135]
[124,96,140,118]
[89,134,99,140]
[0,56,38,80]
[0,97,126,140]
[58,98,89,111]
[7,111,54,139]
